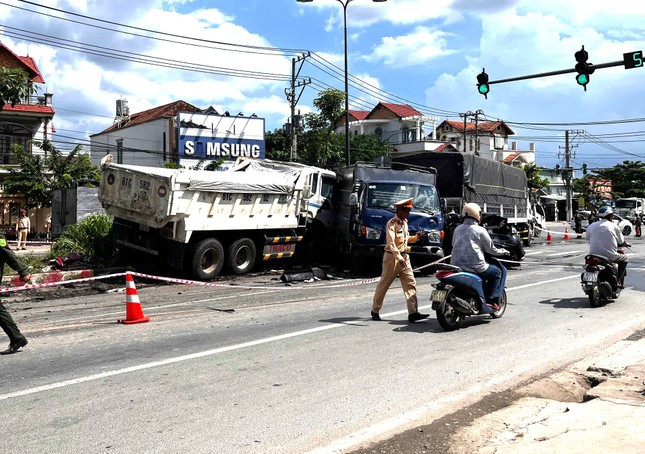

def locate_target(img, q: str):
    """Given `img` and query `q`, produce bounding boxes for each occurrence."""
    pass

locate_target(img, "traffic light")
[555,164,560,174]
[574,45,595,90]
[582,163,588,174]
[477,69,490,98]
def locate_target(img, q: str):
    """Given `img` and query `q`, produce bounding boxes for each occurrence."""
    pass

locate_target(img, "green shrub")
[52,213,113,260]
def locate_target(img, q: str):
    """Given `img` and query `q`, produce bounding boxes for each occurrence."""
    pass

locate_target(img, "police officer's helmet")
[598,206,613,218]
[462,203,482,222]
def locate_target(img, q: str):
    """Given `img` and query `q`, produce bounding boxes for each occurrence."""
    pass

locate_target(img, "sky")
[1,0,644,169]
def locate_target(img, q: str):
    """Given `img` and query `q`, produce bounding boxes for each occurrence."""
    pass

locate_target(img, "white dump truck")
[98,155,336,279]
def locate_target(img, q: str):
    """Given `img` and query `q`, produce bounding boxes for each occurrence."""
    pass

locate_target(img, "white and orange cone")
[564,227,570,241]
[119,272,150,324]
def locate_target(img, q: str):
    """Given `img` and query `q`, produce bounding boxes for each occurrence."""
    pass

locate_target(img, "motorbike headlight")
[511,227,517,234]
[361,226,382,240]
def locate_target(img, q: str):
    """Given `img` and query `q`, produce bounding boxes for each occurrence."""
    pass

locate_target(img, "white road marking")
[0,271,620,401]
[525,251,545,256]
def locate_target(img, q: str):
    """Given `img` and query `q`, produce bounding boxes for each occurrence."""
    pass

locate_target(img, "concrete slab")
[585,363,645,405]
[450,397,645,454]
[588,339,645,376]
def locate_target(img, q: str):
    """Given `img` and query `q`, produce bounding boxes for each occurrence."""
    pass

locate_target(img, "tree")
[594,160,645,199]
[520,163,549,191]
[0,67,38,110]
[297,88,387,169]
[4,140,100,207]
[265,128,290,161]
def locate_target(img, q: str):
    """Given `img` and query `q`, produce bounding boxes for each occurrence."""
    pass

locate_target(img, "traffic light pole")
[486,60,625,86]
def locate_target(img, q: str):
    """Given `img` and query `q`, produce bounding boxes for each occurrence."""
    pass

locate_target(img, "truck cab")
[335,162,444,273]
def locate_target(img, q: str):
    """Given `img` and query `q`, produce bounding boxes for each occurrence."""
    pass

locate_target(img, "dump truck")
[98,155,336,279]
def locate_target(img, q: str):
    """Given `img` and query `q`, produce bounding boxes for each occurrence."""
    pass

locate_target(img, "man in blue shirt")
[450,203,509,310]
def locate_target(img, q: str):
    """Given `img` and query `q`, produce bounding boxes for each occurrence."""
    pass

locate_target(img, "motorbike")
[581,249,626,307]
[430,256,508,331]
[444,213,524,265]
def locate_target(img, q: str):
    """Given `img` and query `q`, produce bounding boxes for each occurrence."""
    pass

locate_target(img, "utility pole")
[285,52,311,161]
[459,111,474,152]
[565,130,572,223]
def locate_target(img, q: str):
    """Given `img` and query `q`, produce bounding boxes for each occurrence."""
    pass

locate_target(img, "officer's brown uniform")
[372,215,420,315]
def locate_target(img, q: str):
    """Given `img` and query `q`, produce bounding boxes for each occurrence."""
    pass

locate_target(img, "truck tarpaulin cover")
[187,170,293,194]
[392,153,527,205]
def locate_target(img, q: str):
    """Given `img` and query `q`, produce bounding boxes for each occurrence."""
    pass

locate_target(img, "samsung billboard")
[178,112,266,160]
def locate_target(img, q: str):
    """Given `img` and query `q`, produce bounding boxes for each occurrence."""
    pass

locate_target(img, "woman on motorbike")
[450,203,509,310]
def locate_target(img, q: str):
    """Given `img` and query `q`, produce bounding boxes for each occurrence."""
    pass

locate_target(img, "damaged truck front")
[98,156,336,280]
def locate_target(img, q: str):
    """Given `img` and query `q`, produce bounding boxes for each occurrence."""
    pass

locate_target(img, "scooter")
[581,249,627,307]
[430,256,508,331]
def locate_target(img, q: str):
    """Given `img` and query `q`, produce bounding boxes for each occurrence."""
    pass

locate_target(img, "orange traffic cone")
[546,231,553,244]
[119,273,150,324]
[564,227,570,241]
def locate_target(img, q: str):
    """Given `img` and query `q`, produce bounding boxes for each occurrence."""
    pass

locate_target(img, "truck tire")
[228,238,257,275]
[190,238,225,280]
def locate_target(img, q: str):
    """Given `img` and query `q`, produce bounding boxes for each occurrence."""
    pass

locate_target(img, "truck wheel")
[622,225,632,236]
[523,233,532,247]
[190,238,225,280]
[228,238,257,275]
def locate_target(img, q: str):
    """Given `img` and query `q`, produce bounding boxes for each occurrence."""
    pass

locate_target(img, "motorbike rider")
[450,203,510,311]
[586,205,630,287]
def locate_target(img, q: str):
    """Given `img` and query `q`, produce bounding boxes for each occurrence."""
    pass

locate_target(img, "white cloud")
[365,26,456,67]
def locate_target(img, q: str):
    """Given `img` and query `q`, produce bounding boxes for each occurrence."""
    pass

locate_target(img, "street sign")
[623,51,643,69]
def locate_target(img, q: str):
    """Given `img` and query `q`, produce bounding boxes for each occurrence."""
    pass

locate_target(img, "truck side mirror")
[441,199,447,212]
[349,193,358,207]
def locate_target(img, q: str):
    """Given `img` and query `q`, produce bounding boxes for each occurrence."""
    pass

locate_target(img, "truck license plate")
[583,272,598,282]
[263,243,296,255]
[432,290,447,303]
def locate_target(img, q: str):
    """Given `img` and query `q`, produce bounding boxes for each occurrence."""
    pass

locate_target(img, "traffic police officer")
[371,198,429,323]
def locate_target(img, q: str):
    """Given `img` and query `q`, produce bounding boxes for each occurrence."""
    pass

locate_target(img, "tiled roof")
[18,56,45,83]
[94,100,201,135]
[0,43,45,83]
[433,143,452,153]
[379,103,422,118]
[348,110,369,121]
[503,152,529,163]
[440,120,515,135]
[1,103,54,114]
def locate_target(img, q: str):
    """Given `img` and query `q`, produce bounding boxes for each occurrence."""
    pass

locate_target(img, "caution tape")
[535,226,585,237]
[0,272,128,294]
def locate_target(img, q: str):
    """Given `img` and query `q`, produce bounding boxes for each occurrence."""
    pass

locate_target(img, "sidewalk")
[351,331,645,453]
[449,335,645,453]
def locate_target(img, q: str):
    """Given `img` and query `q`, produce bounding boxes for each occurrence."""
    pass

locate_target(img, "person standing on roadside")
[0,234,32,355]
[371,198,429,323]
[635,213,642,238]
[16,209,30,250]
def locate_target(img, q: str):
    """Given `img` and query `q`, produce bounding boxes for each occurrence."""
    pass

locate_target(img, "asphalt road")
[1,235,644,453]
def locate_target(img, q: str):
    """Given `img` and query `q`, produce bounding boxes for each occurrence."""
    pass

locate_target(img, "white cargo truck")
[98,155,336,279]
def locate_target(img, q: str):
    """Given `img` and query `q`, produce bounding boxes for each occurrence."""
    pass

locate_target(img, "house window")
[116,139,123,164]
[401,126,410,143]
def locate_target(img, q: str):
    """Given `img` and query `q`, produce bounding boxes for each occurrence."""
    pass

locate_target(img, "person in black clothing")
[0,235,32,355]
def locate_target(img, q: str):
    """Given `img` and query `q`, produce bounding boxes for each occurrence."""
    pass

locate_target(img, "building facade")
[90,100,202,167]
[0,43,54,237]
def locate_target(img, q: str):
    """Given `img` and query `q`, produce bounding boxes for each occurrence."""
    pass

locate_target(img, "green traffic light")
[576,73,589,86]
[478,84,490,95]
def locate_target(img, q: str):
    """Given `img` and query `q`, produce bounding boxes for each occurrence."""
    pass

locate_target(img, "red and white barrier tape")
[535,226,584,237]
[0,272,127,294]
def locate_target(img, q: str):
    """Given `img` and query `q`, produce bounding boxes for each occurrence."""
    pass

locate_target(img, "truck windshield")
[366,183,440,214]
[616,200,636,208]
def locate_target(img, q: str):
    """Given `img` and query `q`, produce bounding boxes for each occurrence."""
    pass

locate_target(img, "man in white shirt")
[586,206,630,286]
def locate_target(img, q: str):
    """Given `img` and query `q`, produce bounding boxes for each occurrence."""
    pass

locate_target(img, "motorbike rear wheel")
[436,299,462,331]
[491,290,507,318]
[588,284,605,307]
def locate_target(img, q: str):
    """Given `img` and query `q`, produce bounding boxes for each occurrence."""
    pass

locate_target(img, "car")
[571,210,633,236]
